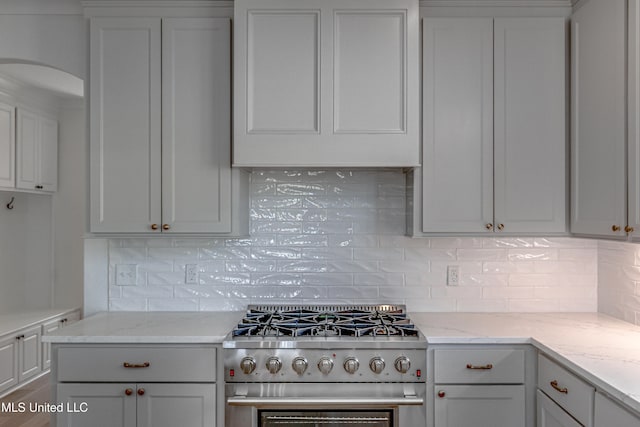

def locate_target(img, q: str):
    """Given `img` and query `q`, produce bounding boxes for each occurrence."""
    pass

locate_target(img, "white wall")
[0,192,53,311]
[53,105,85,309]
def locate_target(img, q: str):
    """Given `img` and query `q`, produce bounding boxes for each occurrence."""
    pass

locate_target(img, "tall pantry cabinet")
[89,15,248,235]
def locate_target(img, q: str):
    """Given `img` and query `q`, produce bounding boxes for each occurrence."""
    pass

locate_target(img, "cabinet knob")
[437,391,446,398]
[150,224,159,230]
[625,225,635,233]
[125,388,133,396]
[497,223,505,231]
[162,224,170,231]
[35,185,43,189]
[612,225,621,232]
[485,223,493,230]
[137,388,145,396]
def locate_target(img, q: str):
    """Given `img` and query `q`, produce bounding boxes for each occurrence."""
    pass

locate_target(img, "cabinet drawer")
[57,346,216,382]
[538,354,594,427]
[434,348,525,384]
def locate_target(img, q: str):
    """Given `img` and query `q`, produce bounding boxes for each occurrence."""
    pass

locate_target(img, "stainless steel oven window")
[259,410,393,426]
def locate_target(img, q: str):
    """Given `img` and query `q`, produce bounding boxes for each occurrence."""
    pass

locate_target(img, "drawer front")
[434,348,525,384]
[538,354,594,427]
[57,345,216,382]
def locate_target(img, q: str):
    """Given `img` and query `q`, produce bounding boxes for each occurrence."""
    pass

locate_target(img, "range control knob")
[317,357,334,375]
[240,357,256,375]
[266,357,282,374]
[369,357,385,374]
[394,356,411,374]
[292,357,308,375]
[343,357,360,374]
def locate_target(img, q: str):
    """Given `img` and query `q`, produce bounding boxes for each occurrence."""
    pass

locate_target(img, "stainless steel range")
[223,304,427,427]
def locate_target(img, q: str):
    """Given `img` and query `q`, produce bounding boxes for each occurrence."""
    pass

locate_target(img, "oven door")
[226,383,426,427]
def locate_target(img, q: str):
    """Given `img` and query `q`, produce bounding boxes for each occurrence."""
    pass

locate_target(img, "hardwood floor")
[0,375,50,427]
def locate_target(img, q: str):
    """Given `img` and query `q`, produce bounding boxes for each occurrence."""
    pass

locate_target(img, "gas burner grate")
[232,305,419,338]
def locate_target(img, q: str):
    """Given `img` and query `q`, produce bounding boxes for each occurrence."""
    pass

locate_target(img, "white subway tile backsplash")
[106,170,599,314]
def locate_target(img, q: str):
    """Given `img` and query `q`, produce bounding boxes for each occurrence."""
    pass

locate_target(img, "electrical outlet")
[115,264,137,286]
[447,265,459,286]
[185,264,198,284]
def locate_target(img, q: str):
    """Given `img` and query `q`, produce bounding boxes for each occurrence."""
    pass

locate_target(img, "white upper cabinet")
[90,17,247,234]
[628,0,640,238]
[16,108,58,193]
[415,16,566,235]
[571,0,627,237]
[233,0,420,167]
[0,102,15,189]
[493,18,566,234]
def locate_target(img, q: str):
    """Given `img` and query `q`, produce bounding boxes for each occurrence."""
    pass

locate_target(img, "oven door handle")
[227,396,424,407]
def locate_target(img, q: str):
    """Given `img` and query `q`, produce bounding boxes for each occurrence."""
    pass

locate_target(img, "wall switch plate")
[115,264,137,286]
[447,265,459,286]
[185,264,198,284]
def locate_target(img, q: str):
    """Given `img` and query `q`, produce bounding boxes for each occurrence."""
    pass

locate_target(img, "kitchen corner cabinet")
[571,0,629,238]
[594,392,640,427]
[412,16,566,235]
[89,17,248,235]
[53,345,217,427]
[16,108,58,192]
[0,102,15,188]
[232,0,420,167]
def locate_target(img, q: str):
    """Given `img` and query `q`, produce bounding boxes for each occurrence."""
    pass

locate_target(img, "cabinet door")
[57,383,137,427]
[629,0,640,237]
[0,102,15,188]
[0,334,18,394]
[494,18,566,234]
[537,390,582,427]
[594,392,640,427]
[137,383,216,427]
[234,0,419,167]
[571,0,627,237]
[90,17,162,233]
[16,108,39,191]
[41,318,61,370]
[162,18,232,233]
[422,18,494,233]
[17,325,41,382]
[435,385,525,427]
[38,116,58,192]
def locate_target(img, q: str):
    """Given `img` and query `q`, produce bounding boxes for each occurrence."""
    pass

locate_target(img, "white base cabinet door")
[435,385,525,427]
[0,334,18,395]
[537,390,583,427]
[594,392,640,427]
[57,383,215,427]
[18,325,42,383]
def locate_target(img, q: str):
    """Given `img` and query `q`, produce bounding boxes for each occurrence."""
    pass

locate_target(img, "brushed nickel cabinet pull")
[123,362,150,368]
[466,363,493,370]
[550,380,568,394]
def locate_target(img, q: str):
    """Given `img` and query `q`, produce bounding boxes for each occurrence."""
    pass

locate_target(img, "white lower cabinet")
[42,311,80,370]
[435,384,525,427]
[52,345,217,427]
[57,383,215,427]
[0,325,42,396]
[594,392,640,427]
[0,334,19,394]
[432,347,532,427]
[537,390,582,427]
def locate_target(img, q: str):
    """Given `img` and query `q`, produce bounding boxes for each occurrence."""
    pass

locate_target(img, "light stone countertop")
[44,311,640,415]
[42,311,245,344]
[0,308,81,337]
[410,312,640,415]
